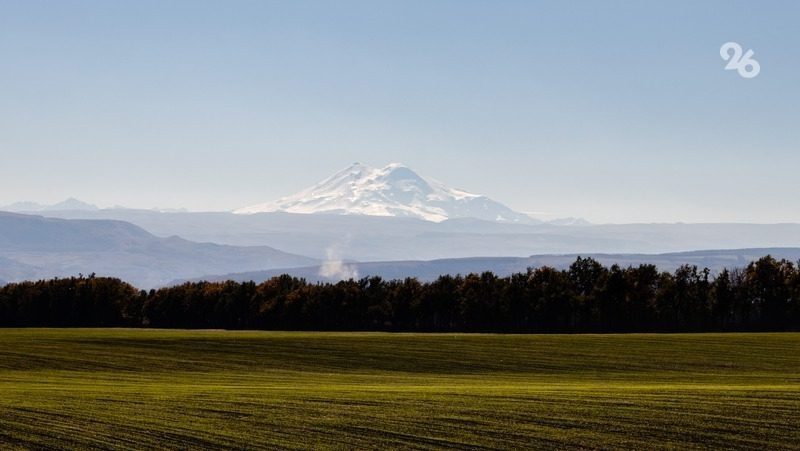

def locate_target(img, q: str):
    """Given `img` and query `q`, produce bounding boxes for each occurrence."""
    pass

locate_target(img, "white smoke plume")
[318,242,358,280]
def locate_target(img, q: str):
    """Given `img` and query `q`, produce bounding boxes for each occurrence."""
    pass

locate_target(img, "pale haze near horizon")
[1,1,798,224]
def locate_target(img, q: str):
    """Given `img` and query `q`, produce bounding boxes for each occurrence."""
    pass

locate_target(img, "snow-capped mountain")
[235,163,534,223]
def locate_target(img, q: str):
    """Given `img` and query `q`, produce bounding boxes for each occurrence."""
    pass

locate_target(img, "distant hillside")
[0,212,317,288]
[26,209,800,262]
[0,256,40,282]
[185,248,800,284]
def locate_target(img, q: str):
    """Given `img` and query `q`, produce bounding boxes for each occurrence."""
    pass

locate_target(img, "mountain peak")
[235,163,534,223]
[49,198,99,211]
[1,198,99,212]
[345,162,371,171]
[383,162,408,170]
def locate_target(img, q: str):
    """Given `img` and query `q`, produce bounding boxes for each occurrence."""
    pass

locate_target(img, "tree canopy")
[1,256,799,332]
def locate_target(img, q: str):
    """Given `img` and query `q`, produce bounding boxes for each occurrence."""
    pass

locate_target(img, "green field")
[0,330,798,449]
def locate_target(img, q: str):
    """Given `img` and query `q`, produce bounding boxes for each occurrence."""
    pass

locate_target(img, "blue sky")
[1,0,798,223]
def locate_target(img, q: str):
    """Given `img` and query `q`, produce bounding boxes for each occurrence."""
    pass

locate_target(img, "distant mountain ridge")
[235,163,535,223]
[4,208,800,288]
[13,208,800,263]
[0,212,317,288]
[185,248,800,285]
[1,197,99,212]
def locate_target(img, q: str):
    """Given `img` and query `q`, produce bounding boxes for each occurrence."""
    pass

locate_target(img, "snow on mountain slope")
[235,163,534,223]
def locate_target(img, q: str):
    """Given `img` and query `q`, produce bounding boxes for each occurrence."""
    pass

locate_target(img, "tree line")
[1,256,799,332]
